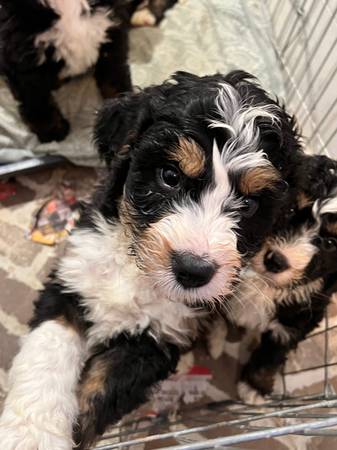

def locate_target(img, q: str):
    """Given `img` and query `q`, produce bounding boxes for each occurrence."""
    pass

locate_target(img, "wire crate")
[92,1,337,448]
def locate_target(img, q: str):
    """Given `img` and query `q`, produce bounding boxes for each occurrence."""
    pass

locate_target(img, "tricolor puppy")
[0,71,299,450]
[221,155,337,403]
[0,0,141,143]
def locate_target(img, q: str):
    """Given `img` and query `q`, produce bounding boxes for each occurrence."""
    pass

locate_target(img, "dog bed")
[0,0,284,166]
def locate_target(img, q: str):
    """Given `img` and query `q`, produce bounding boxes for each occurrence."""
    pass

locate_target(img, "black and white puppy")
[0,0,139,143]
[208,155,337,403]
[0,71,299,450]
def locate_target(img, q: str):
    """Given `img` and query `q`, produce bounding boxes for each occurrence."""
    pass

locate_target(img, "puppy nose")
[171,252,216,288]
[264,250,289,273]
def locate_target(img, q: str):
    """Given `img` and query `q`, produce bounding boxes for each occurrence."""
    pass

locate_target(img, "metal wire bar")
[324,307,331,396]
[302,64,337,129]
[308,323,337,339]
[264,27,327,153]
[293,33,337,115]
[281,0,308,51]
[159,417,337,450]
[323,119,337,152]
[282,0,318,59]
[284,361,337,376]
[284,0,327,74]
[94,400,337,450]
[287,0,333,94]
[276,0,304,44]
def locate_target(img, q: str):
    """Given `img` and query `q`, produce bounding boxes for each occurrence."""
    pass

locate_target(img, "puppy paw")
[207,318,227,359]
[237,381,267,405]
[0,409,72,450]
[35,116,70,143]
[176,351,195,374]
[131,8,157,27]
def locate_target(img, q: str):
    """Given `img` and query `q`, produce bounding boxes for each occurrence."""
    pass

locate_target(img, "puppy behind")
[0,0,136,142]
[208,154,337,403]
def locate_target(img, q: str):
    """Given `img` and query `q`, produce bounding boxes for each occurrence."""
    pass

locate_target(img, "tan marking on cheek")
[169,137,206,177]
[251,240,315,287]
[275,244,314,286]
[136,227,172,273]
[297,191,313,209]
[239,166,281,195]
[325,221,337,236]
[119,198,139,238]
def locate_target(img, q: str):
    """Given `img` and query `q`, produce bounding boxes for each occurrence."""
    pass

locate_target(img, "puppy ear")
[94,92,152,167]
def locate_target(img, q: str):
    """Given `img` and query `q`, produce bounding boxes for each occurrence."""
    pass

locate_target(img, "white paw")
[237,381,266,405]
[131,8,157,27]
[0,410,72,450]
[176,351,195,374]
[207,319,227,359]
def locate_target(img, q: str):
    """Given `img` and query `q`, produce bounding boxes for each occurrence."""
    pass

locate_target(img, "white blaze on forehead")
[209,82,280,169]
[313,191,337,219]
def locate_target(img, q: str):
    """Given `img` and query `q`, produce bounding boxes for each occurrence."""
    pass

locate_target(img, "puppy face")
[251,161,337,288]
[94,71,297,304]
[251,223,318,288]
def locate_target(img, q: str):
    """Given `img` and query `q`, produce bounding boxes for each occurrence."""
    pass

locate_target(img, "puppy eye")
[322,238,337,252]
[241,197,259,218]
[159,166,181,189]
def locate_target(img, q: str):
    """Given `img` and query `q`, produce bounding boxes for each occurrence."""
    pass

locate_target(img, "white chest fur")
[58,215,197,348]
[36,0,115,78]
[229,269,323,340]
[229,273,277,333]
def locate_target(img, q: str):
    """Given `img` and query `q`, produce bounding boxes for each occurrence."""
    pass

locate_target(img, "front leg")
[95,27,132,99]
[74,332,179,450]
[238,330,289,403]
[238,291,330,403]
[0,318,85,450]
[7,66,70,143]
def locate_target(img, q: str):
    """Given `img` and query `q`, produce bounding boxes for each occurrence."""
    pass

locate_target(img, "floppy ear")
[94,92,152,167]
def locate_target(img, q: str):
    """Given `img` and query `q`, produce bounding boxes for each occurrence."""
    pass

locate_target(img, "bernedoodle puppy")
[0,71,301,449]
[0,0,176,143]
[208,155,337,403]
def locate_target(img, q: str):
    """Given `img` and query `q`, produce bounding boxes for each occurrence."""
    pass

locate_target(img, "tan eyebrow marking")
[325,221,337,235]
[297,191,313,209]
[169,137,206,177]
[240,166,281,195]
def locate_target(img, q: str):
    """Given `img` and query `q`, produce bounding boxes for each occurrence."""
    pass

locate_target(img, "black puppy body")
[218,155,337,403]
[0,71,300,450]
[0,0,137,142]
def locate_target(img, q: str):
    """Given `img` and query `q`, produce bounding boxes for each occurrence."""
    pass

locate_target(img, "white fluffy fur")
[228,268,323,336]
[0,321,85,450]
[315,193,337,217]
[58,216,199,348]
[209,83,280,169]
[36,0,114,78]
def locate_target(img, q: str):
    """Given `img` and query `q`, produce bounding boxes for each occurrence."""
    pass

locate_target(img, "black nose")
[171,252,216,289]
[264,250,289,273]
